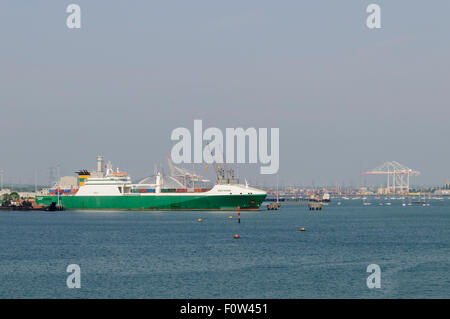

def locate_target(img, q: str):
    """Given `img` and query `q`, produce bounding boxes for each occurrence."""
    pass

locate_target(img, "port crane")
[361,161,420,194]
[166,155,210,188]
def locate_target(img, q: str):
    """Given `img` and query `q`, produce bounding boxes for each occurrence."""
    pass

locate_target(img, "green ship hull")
[35,194,266,211]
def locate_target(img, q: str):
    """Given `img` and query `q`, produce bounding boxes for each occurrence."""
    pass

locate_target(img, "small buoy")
[234,234,240,239]
[300,227,306,232]
[197,218,202,222]
[228,216,233,219]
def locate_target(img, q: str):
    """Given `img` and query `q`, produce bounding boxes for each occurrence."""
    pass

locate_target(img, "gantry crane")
[361,161,420,194]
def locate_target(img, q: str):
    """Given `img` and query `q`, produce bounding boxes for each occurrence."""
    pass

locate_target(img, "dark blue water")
[0,199,449,298]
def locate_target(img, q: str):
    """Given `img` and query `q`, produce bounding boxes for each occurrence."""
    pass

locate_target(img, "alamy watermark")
[66,264,81,289]
[366,4,382,29]
[65,4,381,30]
[66,4,81,29]
[170,120,279,174]
[366,264,381,289]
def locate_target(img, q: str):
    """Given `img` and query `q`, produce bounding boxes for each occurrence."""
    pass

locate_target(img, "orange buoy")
[197,218,203,222]
[228,216,233,219]
[234,234,240,239]
[300,227,306,232]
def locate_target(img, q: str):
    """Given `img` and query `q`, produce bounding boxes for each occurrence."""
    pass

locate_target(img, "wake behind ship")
[35,156,267,211]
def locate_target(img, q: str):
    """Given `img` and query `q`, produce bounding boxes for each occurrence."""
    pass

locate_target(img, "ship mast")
[56,163,60,206]
[0,169,4,191]
[276,174,279,204]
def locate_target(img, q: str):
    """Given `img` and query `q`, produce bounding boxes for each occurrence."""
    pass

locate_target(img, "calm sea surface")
[0,199,449,298]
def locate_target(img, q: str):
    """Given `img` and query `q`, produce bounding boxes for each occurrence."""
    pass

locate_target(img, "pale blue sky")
[0,1,449,187]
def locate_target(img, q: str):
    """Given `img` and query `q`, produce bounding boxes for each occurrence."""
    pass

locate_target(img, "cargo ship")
[35,156,267,211]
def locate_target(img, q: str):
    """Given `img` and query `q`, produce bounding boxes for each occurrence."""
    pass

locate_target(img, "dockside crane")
[361,161,420,194]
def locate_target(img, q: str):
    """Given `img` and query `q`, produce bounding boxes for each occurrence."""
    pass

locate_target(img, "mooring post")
[238,206,240,224]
